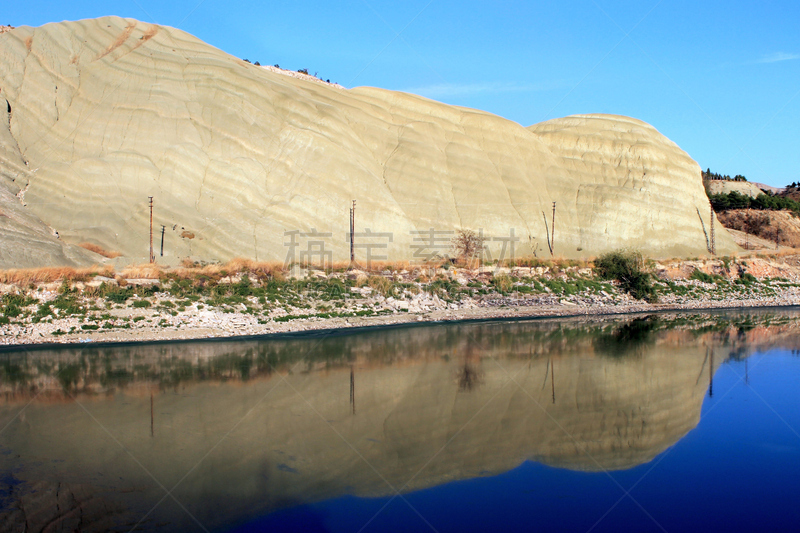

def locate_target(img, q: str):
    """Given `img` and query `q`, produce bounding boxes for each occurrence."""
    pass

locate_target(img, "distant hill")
[756,182,785,195]
[704,179,766,199]
[0,17,738,268]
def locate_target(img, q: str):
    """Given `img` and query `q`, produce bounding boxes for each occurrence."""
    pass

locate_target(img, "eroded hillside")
[0,17,738,268]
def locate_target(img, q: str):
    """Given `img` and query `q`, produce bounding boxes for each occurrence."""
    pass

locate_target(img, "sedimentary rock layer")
[0,17,738,267]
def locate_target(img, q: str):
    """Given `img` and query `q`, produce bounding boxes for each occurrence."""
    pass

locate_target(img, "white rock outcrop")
[0,17,737,267]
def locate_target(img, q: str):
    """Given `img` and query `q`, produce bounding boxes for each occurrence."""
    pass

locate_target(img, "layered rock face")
[529,115,729,258]
[0,17,738,267]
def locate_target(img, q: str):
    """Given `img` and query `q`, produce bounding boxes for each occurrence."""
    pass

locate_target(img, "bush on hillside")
[594,250,657,303]
[709,191,800,215]
[451,229,486,266]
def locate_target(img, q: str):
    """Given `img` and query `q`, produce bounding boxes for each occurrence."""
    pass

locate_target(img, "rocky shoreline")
[2,254,800,347]
[5,298,797,348]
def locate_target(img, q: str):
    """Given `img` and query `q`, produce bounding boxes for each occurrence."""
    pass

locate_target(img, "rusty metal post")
[350,200,356,265]
[148,196,154,263]
[710,206,716,255]
[551,202,556,255]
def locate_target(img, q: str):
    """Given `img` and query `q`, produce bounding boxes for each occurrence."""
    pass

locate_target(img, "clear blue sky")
[5,0,799,187]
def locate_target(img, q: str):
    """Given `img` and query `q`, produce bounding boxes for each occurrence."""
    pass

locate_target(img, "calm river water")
[2,310,800,532]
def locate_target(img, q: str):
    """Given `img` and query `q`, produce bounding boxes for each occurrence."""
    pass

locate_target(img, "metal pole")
[350,200,356,265]
[709,348,714,398]
[551,202,556,255]
[710,206,716,255]
[160,225,165,257]
[350,366,355,415]
[148,196,154,263]
[542,212,553,256]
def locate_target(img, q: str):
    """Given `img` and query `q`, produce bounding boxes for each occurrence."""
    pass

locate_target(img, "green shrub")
[132,299,151,308]
[492,274,513,294]
[101,283,131,303]
[594,250,657,303]
[274,314,302,322]
[690,270,715,284]
[233,275,254,296]
[52,294,83,316]
[323,279,346,300]
[427,277,459,299]
[367,276,394,297]
[3,303,22,318]
[736,273,758,286]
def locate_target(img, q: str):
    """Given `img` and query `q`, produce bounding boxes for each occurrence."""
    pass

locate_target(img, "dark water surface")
[2,310,800,532]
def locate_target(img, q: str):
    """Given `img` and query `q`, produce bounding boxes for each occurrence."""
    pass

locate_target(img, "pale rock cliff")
[0,17,738,267]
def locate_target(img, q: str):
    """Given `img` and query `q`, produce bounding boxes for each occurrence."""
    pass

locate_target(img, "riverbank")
[2,253,800,346]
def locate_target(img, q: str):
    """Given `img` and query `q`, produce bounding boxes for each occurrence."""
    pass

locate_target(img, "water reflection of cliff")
[2,310,800,531]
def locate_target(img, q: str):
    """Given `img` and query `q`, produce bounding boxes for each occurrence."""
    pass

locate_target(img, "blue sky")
[5,0,799,187]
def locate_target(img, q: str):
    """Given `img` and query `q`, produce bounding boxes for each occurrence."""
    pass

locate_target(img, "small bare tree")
[451,229,486,268]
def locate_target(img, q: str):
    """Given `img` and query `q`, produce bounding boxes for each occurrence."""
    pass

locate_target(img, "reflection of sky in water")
[237,351,800,533]
[1,312,800,532]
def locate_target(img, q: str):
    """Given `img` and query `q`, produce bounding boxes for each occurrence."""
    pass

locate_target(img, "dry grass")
[119,263,162,279]
[169,258,285,282]
[492,274,514,293]
[77,242,122,259]
[282,259,350,271]
[223,258,284,278]
[508,257,554,269]
[751,249,800,260]
[288,259,423,273]
[0,265,114,285]
[719,209,800,249]
[366,275,393,296]
[354,260,416,273]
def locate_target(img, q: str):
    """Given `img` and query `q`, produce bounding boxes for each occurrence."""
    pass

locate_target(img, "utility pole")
[349,199,356,266]
[551,202,556,255]
[709,348,714,398]
[542,212,552,256]
[745,358,749,385]
[148,196,154,263]
[710,206,716,255]
[160,225,166,257]
[350,366,356,415]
